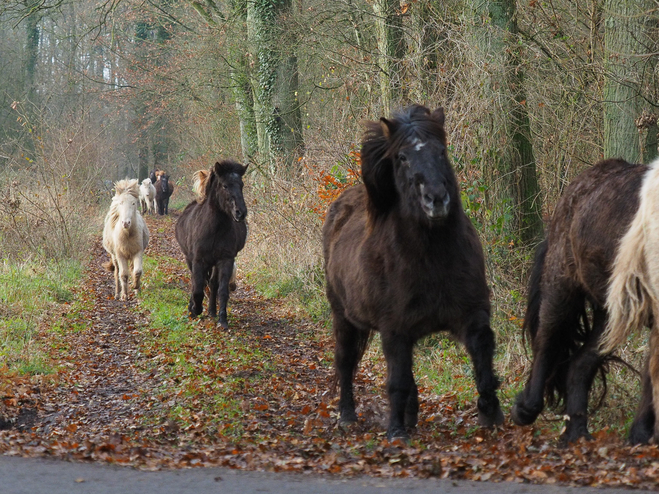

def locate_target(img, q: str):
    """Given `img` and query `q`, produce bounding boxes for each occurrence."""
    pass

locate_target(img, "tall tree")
[471,0,543,244]
[603,0,655,163]
[247,0,304,172]
[372,0,405,113]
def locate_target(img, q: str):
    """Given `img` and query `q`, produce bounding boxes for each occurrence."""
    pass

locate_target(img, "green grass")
[0,258,82,375]
[136,255,277,439]
[247,262,330,324]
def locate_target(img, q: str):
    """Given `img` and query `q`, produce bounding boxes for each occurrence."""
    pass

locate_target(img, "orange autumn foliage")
[307,149,362,221]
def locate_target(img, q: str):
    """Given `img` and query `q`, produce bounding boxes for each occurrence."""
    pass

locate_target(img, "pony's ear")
[431,107,445,127]
[379,118,399,140]
[239,163,248,176]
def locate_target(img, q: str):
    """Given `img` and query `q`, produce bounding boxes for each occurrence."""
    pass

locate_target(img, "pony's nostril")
[423,194,434,205]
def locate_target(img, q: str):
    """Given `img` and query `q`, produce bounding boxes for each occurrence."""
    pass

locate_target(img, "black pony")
[175,160,248,329]
[322,105,503,439]
[511,159,654,444]
[155,173,174,215]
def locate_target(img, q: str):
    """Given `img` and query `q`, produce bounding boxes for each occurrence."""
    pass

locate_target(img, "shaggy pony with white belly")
[139,178,157,214]
[602,157,659,443]
[102,179,150,300]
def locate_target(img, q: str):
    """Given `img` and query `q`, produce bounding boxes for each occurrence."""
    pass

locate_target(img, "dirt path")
[1,215,659,489]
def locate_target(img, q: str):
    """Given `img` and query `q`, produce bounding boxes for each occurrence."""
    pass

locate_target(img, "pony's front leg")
[463,311,504,427]
[215,259,234,329]
[629,357,654,444]
[116,256,130,300]
[189,262,206,317]
[649,329,659,444]
[332,311,368,425]
[381,331,415,440]
[111,255,120,299]
[132,252,144,295]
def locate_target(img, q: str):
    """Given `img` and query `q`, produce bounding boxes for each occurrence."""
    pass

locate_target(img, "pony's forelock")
[114,179,140,199]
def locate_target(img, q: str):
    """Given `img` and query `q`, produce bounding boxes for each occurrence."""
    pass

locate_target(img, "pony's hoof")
[628,423,653,445]
[339,410,358,425]
[218,319,229,330]
[478,406,504,427]
[558,420,592,446]
[386,427,410,443]
[404,412,418,429]
[510,401,539,426]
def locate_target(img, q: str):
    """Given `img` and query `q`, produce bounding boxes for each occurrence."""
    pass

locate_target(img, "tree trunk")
[602,0,653,163]
[372,0,406,114]
[246,0,304,173]
[228,0,258,163]
[471,0,543,244]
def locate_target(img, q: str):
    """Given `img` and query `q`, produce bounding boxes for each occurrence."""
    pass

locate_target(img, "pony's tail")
[102,260,115,272]
[602,201,654,354]
[523,239,548,343]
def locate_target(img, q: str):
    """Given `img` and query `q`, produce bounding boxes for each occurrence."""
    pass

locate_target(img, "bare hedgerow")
[0,102,115,263]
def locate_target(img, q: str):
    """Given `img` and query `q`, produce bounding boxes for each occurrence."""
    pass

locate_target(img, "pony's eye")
[398,153,408,163]
[222,184,228,189]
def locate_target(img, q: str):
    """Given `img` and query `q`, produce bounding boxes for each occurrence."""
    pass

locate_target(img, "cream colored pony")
[102,179,150,300]
[139,178,157,214]
[602,157,659,441]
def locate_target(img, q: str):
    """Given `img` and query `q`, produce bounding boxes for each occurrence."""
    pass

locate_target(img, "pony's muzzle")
[122,219,132,229]
[233,209,246,222]
[421,190,450,220]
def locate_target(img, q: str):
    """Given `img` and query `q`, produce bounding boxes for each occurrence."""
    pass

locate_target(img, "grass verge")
[0,259,81,375]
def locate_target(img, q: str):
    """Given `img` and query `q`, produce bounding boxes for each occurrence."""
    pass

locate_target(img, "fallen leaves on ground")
[0,213,658,489]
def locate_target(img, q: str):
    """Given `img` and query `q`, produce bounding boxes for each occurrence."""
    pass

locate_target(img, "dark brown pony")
[155,173,174,215]
[511,158,654,444]
[175,160,248,329]
[323,105,503,440]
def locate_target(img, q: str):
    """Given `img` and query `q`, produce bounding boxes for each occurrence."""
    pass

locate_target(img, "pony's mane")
[107,179,139,227]
[361,105,447,217]
[602,157,659,353]
[193,169,210,202]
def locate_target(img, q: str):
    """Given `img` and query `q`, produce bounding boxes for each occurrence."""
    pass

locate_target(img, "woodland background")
[0,0,658,433]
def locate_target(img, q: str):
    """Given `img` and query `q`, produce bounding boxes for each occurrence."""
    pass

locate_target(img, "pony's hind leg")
[111,256,120,299]
[462,311,503,427]
[333,312,369,426]
[207,265,219,318]
[561,307,607,444]
[381,330,415,439]
[511,289,582,427]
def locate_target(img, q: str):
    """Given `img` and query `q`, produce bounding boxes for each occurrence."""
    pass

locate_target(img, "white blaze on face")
[411,138,426,152]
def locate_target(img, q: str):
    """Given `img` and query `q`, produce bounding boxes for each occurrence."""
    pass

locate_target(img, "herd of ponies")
[100,104,659,445]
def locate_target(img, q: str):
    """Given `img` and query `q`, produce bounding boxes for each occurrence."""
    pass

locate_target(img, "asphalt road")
[0,455,643,494]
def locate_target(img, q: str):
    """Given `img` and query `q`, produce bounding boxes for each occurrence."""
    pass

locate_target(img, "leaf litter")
[0,214,658,489]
